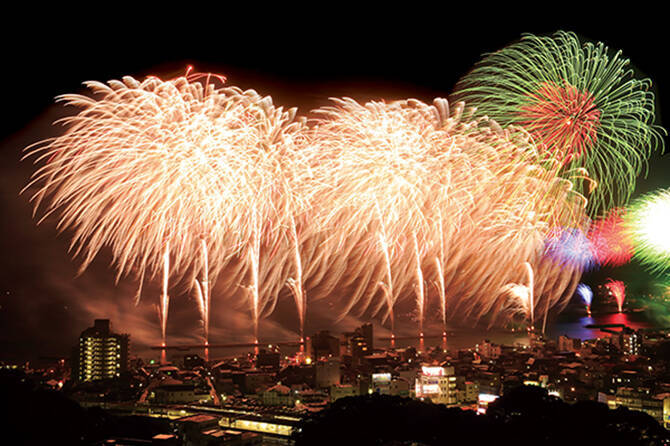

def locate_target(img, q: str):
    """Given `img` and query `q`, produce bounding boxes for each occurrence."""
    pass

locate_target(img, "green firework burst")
[625,188,670,274]
[452,31,665,216]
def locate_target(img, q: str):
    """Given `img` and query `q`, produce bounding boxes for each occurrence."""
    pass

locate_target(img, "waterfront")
[141,309,663,365]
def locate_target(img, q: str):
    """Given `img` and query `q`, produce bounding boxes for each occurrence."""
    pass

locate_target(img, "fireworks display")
[576,283,593,316]
[589,208,634,267]
[604,279,626,313]
[544,227,596,270]
[625,188,670,274]
[452,31,664,216]
[22,30,667,344]
[23,74,308,345]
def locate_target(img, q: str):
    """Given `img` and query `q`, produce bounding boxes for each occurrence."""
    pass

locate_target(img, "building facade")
[415,366,458,405]
[76,319,129,382]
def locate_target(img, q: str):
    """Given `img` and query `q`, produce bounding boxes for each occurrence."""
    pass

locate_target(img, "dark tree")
[293,387,669,446]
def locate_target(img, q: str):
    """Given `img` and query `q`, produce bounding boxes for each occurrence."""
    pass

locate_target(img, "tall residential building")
[620,328,641,355]
[350,334,369,367]
[359,323,373,352]
[76,319,129,382]
[315,357,341,388]
[476,340,501,359]
[311,331,340,359]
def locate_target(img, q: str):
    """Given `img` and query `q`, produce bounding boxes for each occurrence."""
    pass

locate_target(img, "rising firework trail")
[194,239,210,345]
[287,215,306,341]
[413,233,426,336]
[525,262,535,329]
[378,231,395,334]
[158,243,170,363]
[435,210,447,334]
[249,212,261,344]
[434,256,446,335]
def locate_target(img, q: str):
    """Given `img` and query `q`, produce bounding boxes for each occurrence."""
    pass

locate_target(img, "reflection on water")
[147,311,662,363]
[380,311,659,354]
[547,311,654,341]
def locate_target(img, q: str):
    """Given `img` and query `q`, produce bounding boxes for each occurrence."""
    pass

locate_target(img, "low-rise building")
[330,383,358,402]
[261,383,294,406]
[599,388,670,426]
[415,365,458,405]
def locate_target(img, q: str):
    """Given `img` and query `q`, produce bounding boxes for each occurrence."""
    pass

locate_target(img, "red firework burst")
[519,80,601,164]
[604,279,626,313]
[589,208,633,267]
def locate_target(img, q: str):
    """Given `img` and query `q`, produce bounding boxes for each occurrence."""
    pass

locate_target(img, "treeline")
[293,386,669,446]
[0,369,169,445]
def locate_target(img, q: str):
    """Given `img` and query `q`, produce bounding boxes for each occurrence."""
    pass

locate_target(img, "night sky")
[2,11,669,361]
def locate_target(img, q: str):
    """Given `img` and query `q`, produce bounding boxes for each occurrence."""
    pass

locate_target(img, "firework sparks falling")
[23,73,307,342]
[287,215,306,341]
[544,227,596,270]
[23,73,597,341]
[413,233,426,336]
[500,262,535,329]
[306,96,588,329]
[605,279,626,313]
[576,283,593,315]
[589,208,633,267]
[452,31,665,215]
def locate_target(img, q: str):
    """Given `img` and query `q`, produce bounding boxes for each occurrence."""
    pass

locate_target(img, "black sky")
[1,10,669,361]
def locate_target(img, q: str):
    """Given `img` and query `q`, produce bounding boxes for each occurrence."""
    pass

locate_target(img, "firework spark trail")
[378,231,395,333]
[160,243,170,346]
[413,233,426,335]
[525,262,534,328]
[500,262,535,328]
[576,283,593,315]
[434,256,446,334]
[372,199,397,331]
[287,215,306,340]
[194,239,210,344]
[249,211,261,344]
[605,279,626,313]
[435,210,447,333]
[544,227,596,270]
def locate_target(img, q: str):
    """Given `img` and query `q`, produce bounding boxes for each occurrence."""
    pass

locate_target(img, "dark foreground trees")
[0,370,169,445]
[293,386,669,446]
